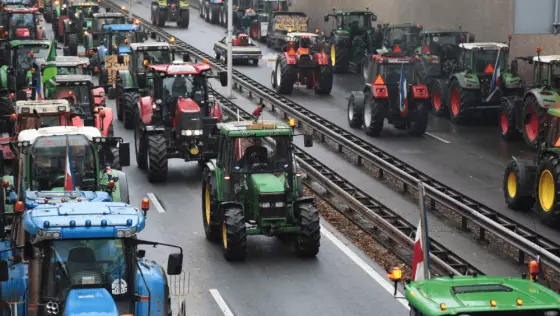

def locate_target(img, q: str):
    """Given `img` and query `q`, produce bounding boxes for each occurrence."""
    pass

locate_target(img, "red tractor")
[134,62,227,182]
[271,32,333,95]
[347,45,430,136]
[2,7,45,40]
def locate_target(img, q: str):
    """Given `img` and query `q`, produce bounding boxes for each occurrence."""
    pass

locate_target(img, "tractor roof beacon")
[271,31,333,95]
[324,8,379,74]
[202,117,320,261]
[135,62,227,182]
[0,193,185,315]
[348,46,430,137]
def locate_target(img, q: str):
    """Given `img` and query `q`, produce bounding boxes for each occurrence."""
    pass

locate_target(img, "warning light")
[169,36,175,43]
[141,198,150,211]
[121,6,126,10]
[224,175,231,180]
[392,44,402,53]
[10,113,16,121]
[315,28,319,33]
[29,51,34,57]
[289,119,295,127]
[516,298,523,306]
[536,46,542,53]
[14,201,24,213]
[2,180,9,188]
[108,179,114,186]
[88,49,94,56]
[373,75,385,85]
[143,59,148,66]
[203,58,209,64]
[124,39,129,44]
[387,267,402,281]
[190,147,199,155]
[529,260,539,276]
[490,300,497,308]
[68,91,73,97]
[9,93,14,99]
[94,66,99,73]
[483,64,495,74]
[134,19,140,25]
[439,303,446,312]
[508,34,513,40]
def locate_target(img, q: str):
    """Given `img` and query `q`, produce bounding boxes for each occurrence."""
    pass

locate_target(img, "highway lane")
[39,18,410,315]
[114,1,560,244]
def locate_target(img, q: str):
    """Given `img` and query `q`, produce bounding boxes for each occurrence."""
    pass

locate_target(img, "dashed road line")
[425,132,451,144]
[209,289,235,316]
[147,192,166,213]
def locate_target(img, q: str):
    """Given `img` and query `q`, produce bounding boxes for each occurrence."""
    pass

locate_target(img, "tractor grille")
[259,193,287,218]
[478,75,492,98]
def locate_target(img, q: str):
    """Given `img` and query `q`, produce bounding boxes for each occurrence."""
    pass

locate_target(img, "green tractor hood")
[250,173,286,194]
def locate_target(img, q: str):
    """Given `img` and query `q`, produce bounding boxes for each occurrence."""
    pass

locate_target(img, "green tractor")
[500,49,560,148]
[413,29,474,116]
[150,0,189,28]
[114,41,174,129]
[324,8,379,73]
[201,118,319,261]
[61,1,100,56]
[84,12,126,52]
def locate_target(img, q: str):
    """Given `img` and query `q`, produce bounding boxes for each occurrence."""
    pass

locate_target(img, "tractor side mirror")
[0,260,8,282]
[151,31,157,39]
[371,14,377,21]
[219,70,227,87]
[183,53,191,62]
[304,134,313,147]
[323,14,328,22]
[468,33,475,42]
[167,253,183,275]
[137,249,146,258]
[117,54,125,64]
[119,142,130,167]
[23,241,34,261]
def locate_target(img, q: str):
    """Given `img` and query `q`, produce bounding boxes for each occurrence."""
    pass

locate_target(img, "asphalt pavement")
[39,13,411,316]
[113,0,560,245]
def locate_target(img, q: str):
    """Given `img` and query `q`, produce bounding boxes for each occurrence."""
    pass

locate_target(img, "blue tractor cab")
[0,197,184,315]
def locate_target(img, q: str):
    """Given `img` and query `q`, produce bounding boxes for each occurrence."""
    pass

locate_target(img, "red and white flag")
[64,144,74,191]
[411,220,425,281]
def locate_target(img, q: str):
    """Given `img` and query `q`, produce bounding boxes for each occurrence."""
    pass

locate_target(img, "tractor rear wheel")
[221,206,247,261]
[210,7,219,24]
[294,203,320,258]
[147,134,168,182]
[500,97,520,141]
[202,181,220,242]
[116,171,129,203]
[362,93,387,137]
[430,79,447,116]
[347,91,364,129]
[448,79,477,124]
[536,154,560,224]
[157,8,166,27]
[503,159,534,211]
[134,110,148,169]
[178,10,189,28]
[123,92,138,130]
[314,64,333,95]
[330,43,349,73]
[109,147,121,170]
[67,33,78,56]
[408,101,429,136]
[522,95,545,149]
[274,54,297,95]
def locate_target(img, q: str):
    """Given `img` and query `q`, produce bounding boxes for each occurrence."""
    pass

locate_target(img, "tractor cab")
[368,49,416,98]
[13,99,76,133]
[324,9,377,36]
[35,56,90,75]
[129,42,172,90]
[87,12,125,48]
[45,75,97,125]
[459,42,508,78]
[284,32,321,63]
[1,40,51,93]
[418,30,471,59]
[530,55,560,89]
[99,24,143,56]
[3,7,42,40]
[380,23,423,55]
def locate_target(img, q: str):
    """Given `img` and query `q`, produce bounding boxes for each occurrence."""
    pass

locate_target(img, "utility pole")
[417,181,430,279]
[226,0,233,98]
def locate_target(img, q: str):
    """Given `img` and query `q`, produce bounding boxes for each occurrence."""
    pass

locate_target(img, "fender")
[139,96,153,125]
[204,159,217,175]
[136,259,167,316]
[366,83,389,98]
[523,88,559,110]
[208,102,222,121]
[116,170,129,203]
[293,196,315,218]
[219,201,244,213]
[501,72,523,90]
[313,52,329,65]
[116,69,135,90]
[332,32,350,47]
[411,84,429,100]
[283,52,296,65]
[93,87,106,106]
[71,115,84,127]
[450,72,480,90]
[510,156,537,196]
[95,107,114,136]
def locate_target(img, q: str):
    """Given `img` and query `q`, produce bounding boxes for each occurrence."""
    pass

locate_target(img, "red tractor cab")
[135,62,228,182]
[347,45,430,136]
[3,7,44,40]
[233,33,250,46]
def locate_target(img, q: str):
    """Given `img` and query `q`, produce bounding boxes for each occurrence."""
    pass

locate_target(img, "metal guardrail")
[101,1,560,273]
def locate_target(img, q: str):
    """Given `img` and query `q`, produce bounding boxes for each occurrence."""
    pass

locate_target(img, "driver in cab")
[239,138,268,168]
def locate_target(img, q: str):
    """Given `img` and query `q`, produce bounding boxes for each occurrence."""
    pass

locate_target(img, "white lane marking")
[425,132,450,144]
[209,289,235,316]
[320,224,410,309]
[147,192,165,213]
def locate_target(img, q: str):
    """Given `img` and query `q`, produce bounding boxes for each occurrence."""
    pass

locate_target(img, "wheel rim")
[275,62,281,85]
[539,169,555,212]
[450,88,460,116]
[525,105,538,141]
[330,44,336,66]
[348,100,354,121]
[205,185,211,225]
[433,91,441,110]
[507,172,517,198]
[222,222,228,248]
[364,101,372,127]
[500,110,509,134]
[362,61,368,81]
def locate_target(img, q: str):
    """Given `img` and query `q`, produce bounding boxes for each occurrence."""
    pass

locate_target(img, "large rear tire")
[178,10,189,28]
[363,93,387,137]
[221,207,247,261]
[347,91,364,129]
[536,154,560,224]
[448,79,478,124]
[330,43,349,73]
[430,79,447,116]
[408,101,429,136]
[521,95,545,149]
[294,203,320,258]
[314,63,333,95]
[503,159,534,211]
[274,54,297,95]
[123,92,138,130]
[147,134,168,182]
[500,97,520,141]
[202,181,220,242]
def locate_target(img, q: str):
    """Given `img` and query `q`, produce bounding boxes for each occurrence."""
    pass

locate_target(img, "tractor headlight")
[155,99,162,105]
[181,129,203,136]
[274,202,284,207]
[260,202,271,208]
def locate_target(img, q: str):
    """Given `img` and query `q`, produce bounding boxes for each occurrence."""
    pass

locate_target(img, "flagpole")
[417,181,430,279]
[65,135,69,191]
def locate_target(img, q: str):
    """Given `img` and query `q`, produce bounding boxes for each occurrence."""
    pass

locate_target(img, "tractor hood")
[250,173,286,194]
[64,288,119,316]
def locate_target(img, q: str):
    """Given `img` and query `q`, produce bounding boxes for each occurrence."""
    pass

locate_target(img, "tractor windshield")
[15,46,50,70]
[107,31,136,50]
[136,50,171,68]
[52,85,92,112]
[380,64,415,85]
[388,27,422,50]
[471,49,507,74]
[429,33,460,45]
[40,239,131,303]
[263,0,288,12]
[8,13,37,38]
[337,14,372,32]
[57,66,85,75]
[232,136,292,173]
[29,134,97,191]
[163,75,207,106]
[550,64,560,89]
[17,115,69,131]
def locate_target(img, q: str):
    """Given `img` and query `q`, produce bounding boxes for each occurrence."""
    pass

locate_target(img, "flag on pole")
[411,220,425,281]
[490,49,502,92]
[399,63,407,112]
[64,137,75,191]
[42,39,57,96]
[35,66,43,100]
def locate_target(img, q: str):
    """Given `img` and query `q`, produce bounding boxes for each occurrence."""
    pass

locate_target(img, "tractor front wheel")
[67,33,78,56]
[347,91,364,129]
[273,54,297,95]
[430,79,447,116]
[536,154,560,224]
[147,134,168,182]
[134,110,148,169]
[500,97,520,141]
[123,92,139,130]
[222,206,247,261]
[202,181,220,242]
[314,64,333,95]
[522,95,545,149]
[330,43,349,73]
[108,147,121,170]
[178,10,189,28]
[362,93,387,137]
[408,101,429,136]
[503,159,534,211]
[294,203,320,258]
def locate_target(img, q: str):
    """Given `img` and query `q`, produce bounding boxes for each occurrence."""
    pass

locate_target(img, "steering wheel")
[71,106,87,117]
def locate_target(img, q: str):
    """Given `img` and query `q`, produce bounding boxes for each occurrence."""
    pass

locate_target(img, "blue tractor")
[91,24,147,99]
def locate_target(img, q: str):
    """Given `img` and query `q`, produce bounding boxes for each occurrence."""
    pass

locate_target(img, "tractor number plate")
[388,59,409,64]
